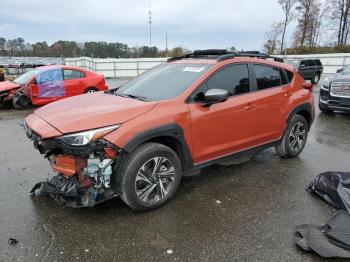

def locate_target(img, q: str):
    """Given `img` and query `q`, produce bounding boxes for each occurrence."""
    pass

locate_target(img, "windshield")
[13,69,39,85]
[342,65,350,74]
[115,63,212,101]
[285,60,300,69]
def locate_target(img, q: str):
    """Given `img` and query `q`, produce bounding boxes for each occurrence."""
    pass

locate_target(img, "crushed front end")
[24,121,121,208]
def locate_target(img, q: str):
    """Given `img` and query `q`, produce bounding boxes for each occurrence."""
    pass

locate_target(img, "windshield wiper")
[117,93,148,101]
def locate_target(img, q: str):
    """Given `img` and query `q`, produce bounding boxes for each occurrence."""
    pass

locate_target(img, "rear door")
[188,63,257,164]
[63,69,86,96]
[253,64,292,144]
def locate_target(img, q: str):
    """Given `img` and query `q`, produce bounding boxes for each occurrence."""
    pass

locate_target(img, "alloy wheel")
[135,157,176,203]
[289,122,306,153]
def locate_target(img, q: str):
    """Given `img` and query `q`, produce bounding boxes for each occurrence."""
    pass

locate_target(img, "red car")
[0,65,108,109]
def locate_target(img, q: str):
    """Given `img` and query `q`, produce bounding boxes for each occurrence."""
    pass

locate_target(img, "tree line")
[264,0,350,54]
[0,37,189,58]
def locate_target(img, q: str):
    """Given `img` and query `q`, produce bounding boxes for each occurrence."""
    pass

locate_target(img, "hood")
[0,81,20,92]
[34,92,157,134]
[330,74,350,82]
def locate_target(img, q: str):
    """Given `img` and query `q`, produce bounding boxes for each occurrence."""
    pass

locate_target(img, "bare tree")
[293,0,321,47]
[328,0,350,45]
[263,22,284,54]
[279,0,297,53]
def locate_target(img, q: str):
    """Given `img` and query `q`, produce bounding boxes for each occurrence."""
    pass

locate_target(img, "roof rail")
[167,49,284,63]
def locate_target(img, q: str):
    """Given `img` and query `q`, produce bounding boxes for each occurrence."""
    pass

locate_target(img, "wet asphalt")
[0,80,350,262]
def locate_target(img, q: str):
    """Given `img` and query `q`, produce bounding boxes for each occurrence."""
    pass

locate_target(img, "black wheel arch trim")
[122,124,193,170]
[286,102,314,130]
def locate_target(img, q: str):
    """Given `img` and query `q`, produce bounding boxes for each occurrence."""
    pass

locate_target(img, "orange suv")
[25,50,315,210]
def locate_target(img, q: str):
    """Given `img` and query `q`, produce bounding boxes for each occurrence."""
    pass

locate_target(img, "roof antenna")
[148,0,152,47]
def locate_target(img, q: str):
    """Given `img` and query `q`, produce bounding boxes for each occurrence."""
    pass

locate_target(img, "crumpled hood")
[0,81,20,92]
[34,92,157,134]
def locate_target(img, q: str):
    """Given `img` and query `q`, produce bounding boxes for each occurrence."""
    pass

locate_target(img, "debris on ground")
[295,211,350,258]
[8,238,19,245]
[307,172,350,212]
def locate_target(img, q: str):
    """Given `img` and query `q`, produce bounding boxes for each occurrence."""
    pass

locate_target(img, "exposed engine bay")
[26,124,121,208]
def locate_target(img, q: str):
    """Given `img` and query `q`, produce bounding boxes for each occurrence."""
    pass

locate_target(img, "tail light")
[302,83,313,91]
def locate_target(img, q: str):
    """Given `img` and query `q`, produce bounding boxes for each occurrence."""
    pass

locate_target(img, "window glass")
[64,69,84,80]
[205,64,250,96]
[286,70,294,82]
[280,69,288,85]
[306,60,315,66]
[300,60,307,67]
[116,63,212,101]
[314,60,322,66]
[254,65,282,90]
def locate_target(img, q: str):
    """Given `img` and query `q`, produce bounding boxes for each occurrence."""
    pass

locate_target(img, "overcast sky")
[0,0,291,51]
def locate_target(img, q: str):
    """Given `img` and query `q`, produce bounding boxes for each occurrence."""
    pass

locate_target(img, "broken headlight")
[59,125,120,146]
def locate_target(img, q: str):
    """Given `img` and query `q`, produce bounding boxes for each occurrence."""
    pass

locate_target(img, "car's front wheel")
[117,143,182,210]
[276,115,309,158]
[12,92,32,109]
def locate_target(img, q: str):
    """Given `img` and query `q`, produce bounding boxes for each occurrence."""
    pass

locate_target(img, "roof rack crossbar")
[167,49,284,63]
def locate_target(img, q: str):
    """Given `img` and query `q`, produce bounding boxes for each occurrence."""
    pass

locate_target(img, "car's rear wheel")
[116,143,182,210]
[311,73,320,84]
[84,87,98,94]
[12,92,32,109]
[276,115,308,158]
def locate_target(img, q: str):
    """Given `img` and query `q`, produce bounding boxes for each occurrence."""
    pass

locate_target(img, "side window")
[286,70,294,83]
[300,60,307,67]
[63,69,84,80]
[205,64,250,96]
[306,60,315,66]
[280,69,294,85]
[254,64,282,90]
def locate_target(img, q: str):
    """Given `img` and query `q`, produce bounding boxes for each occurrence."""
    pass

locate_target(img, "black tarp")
[307,172,350,212]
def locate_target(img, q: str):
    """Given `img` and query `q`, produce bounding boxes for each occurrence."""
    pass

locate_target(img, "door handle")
[244,105,255,110]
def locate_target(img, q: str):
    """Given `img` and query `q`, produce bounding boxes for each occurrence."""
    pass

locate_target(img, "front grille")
[330,82,350,98]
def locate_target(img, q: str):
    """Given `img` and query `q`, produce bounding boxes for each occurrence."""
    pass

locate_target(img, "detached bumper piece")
[295,211,350,258]
[30,175,118,208]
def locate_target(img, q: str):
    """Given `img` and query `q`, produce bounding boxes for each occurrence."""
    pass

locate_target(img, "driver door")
[188,64,257,164]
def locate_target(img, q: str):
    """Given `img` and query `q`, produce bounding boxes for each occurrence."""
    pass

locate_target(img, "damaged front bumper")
[25,123,123,208]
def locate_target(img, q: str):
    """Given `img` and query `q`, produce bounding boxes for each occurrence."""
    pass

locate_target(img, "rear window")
[314,59,322,66]
[306,60,315,66]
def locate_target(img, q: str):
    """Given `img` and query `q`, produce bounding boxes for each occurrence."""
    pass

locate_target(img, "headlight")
[321,78,330,90]
[59,125,120,146]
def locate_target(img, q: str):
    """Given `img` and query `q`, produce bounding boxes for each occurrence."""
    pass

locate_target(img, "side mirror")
[32,78,37,85]
[336,68,344,73]
[202,89,229,107]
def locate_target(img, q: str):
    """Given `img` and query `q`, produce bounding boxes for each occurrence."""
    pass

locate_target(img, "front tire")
[116,143,182,210]
[12,92,32,109]
[276,115,309,158]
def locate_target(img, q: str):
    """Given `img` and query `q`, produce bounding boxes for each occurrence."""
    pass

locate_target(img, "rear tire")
[311,73,320,84]
[116,143,182,211]
[12,92,32,109]
[276,115,309,158]
[84,87,98,94]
